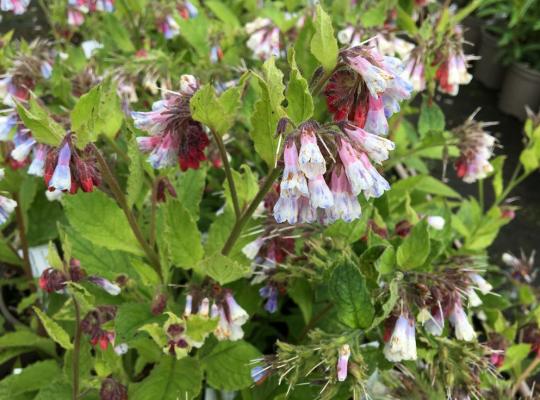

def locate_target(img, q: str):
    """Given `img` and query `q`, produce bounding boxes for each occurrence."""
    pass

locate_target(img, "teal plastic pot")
[498,63,540,120]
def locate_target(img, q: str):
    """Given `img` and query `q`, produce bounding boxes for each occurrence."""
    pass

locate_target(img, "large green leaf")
[310,5,339,72]
[63,191,144,256]
[250,58,286,166]
[190,84,241,136]
[160,199,203,268]
[199,254,250,285]
[396,220,430,270]
[174,167,207,220]
[15,98,65,147]
[201,341,262,391]
[285,48,314,125]
[329,261,374,328]
[0,360,61,398]
[130,357,202,400]
[33,307,72,350]
[70,78,124,148]
[115,302,164,343]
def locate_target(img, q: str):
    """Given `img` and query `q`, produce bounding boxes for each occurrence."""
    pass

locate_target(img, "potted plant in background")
[497,1,540,120]
[472,0,507,90]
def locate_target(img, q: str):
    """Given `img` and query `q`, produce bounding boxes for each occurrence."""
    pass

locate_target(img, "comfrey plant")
[0,1,540,400]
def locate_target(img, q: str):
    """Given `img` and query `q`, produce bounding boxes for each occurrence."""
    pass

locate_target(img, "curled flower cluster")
[245,18,280,60]
[81,305,118,350]
[44,134,101,194]
[132,75,209,170]
[452,111,497,183]
[273,120,395,225]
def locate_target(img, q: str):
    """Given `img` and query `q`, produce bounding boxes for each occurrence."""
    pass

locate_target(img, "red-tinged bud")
[156,178,177,203]
[44,147,59,185]
[501,207,515,220]
[100,378,128,400]
[135,49,148,58]
[395,220,412,237]
[151,292,167,315]
[39,268,67,292]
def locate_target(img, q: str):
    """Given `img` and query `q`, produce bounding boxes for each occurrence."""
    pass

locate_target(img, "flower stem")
[221,168,280,256]
[510,355,540,397]
[149,178,159,248]
[91,144,162,279]
[13,192,34,291]
[211,130,241,219]
[477,179,484,210]
[72,295,82,400]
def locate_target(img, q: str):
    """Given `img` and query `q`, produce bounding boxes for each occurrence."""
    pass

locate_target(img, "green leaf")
[116,302,164,343]
[224,165,259,211]
[0,330,56,355]
[491,156,506,198]
[66,227,136,280]
[63,191,144,256]
[360,2,388,27]
[500,344,531,372]
[15,98,65,147]
[288,279,313,324]
[375,246,396,275]
[310,5,339,72]
[250,58,286,166]
[35,381,71,400]
[130,357,202,400]
[127,135,145,207]
[26,191,64,246]
[329,261,374,328]
[160,199,203,268]
[185,315,218,343]
[397,220,430,270]
[177,15,210,58]
[206,1,240,27]
[0,360,61,397]
[285,48,314,125]
[174,168,207,220]
[201,340,262,391]
[418,99,445,136]
[190,84,241,135]
[369,276,401,330]
[70,78,123,148]
[102,13,135,52]
[33,307,73,350]
[199,254,250,285]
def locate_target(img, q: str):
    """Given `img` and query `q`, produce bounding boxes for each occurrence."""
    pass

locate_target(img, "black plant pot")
[498,63,540,120]
[462,16,482,51]
[474,29,506,90]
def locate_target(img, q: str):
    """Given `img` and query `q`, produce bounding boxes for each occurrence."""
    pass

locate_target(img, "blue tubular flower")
[11,132,36,162]
[0,113,17,140]
[0,196,17,225]
[48,142,72,192]
[259,285,278,313]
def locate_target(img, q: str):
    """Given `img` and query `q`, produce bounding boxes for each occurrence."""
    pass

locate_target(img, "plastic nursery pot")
[474,28,506,90]
[462,16,482,51]
[498,63,540,121]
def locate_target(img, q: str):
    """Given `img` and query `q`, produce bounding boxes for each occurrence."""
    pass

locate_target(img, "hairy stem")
[478,179,484,211]
[510,355,540,397]
[211,130,241,219]
[221,168,280,256]
[13,192,34,290]
[72,295,82,400]
[149,178,159,248]
[91,144,162,278]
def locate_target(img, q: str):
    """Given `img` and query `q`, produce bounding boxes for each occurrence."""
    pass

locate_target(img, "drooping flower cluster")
[382,260,494,363]
[67,0,115,27]
[0,39,53,106]
[325,44,412,130]
[502,250,536,283]
[0,168,16,225]
[452,111,497,183]
[273,120,395,225]
[99,378,128,400]
[155,1,198,39]
[38,259,122,296]
[183,289,249,343]
[132,75,209,170]
[434,28,473,96]
[245,18,280,60]
[44,134,101,194]
[0,0,30,14]
[81,305,118,350]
